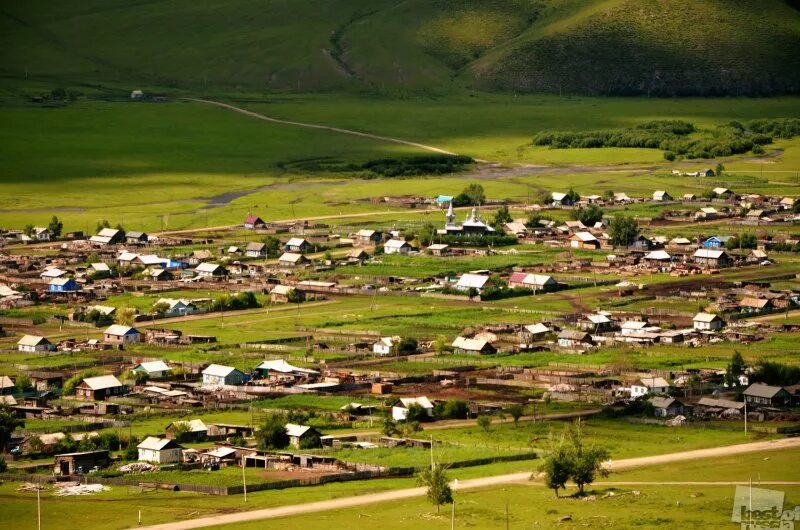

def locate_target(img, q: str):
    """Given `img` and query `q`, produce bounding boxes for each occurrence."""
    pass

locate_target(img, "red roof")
[244,215,264,225]
[509,272,528,284]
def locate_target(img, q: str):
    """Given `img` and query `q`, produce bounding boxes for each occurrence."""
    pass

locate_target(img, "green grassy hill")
[1,0,799,95]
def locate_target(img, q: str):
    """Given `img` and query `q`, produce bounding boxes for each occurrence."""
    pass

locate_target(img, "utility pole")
[242,461,247,502]
[37,485,41,530]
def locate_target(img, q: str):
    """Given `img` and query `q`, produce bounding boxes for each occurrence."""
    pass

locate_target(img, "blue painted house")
[48,278,78,293]
[703,236,732,249]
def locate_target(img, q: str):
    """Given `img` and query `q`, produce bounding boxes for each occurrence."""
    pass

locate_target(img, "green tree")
[262,236,281,258]
[539,431,572,498]
[565,421,609,495]
[491,205,513,229]
[0,405,25,451]
[404,403,428,423]
[508,404,525,427]
[417,464,453,513]
[569,204,603,225]
[602,189,615,200]
[23,224,35,237]
[418,222,436,247]
[477,415,492,432]
[63,368,102,396]
[724,351,746,388]
[48,216,64,238]
[453,183,486,207]
[96,219,110,232]
[715,163,725,177]
[398,337,418,354]
[382,416,401,437]
[255,413,289,450]
[14,375,33,393]
[434,335,448,355]
[565,188,581,204]
[608,215,639,246]
[153,302,170,315]
[116,307,137,326]
[440,400,469,420]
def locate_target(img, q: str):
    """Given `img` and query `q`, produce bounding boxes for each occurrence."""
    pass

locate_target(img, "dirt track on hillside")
[134,437,800,530]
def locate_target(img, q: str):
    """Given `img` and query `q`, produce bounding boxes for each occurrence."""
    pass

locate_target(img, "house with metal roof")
[137,437,184,463]
[17,334,54,353]
[201,364,248,386]
[75,375,126,400]
[693,312,724,331]
[103,325,141,345]
[451,336,497,355]
[743,383,791,408]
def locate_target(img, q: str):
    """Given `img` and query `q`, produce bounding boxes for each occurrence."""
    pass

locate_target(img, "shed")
[137,437,183,463]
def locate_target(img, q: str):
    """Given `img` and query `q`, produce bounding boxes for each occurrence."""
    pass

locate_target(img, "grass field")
[1,94,799,232]
[6,448,796,530]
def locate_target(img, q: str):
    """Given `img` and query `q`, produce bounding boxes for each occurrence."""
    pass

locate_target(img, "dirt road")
[187,98,459,156]
[746,309,800,323]
[134,437,799,530]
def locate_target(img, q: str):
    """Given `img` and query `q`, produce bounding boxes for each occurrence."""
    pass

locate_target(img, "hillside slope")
[1,0,799,96]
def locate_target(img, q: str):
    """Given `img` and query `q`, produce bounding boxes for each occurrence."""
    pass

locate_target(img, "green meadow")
[1,94,799,232]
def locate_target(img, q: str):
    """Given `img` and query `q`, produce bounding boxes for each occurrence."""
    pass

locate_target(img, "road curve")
[133,437,800,530]
[186,98,459,156]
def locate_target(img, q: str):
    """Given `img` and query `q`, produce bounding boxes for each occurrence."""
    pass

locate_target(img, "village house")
[132,360,171,379]
[165,419,208,441]
[451,336,497,355]
[89,262,111,277]
[503,221,528,237]
[278,252,308,267]
[550,192,574,207]
[155,298,197,317]
[693,248,731,268]
[245,242,267,258]
[254,359,319,381]
[48,277,79,293]
[286,424,322,449]
[346,249,370,263]
[243,215,266,230]
[739,297,773,314]
[569,231,600,250]
[356,229,383,245]
[90,228,125,245]
[519,323,552,344]
[649,396,684,417]
[194,262,228,279]
[580,314,615,333]
[693,312,724,331]
[75,375,126,400]
[392,396,434,421]
[695,207,719,221]
[40,268,66,280]
[643,250,672,267]
[652,190,672,202]
[631,377,671,398]
[0,376,15,395]
[201,364,248,386]
[743,383,792,408]
[702,236,731,249]
[620,321,649,336]
[557,330,593,349]
[125,231,149,245]
[270,284,299,303]
[682,193,697,201]
[188,249,214,266]
[713,187,736,200]
[508,273,559,293]
[779,197,796,210]
[455,273,489,293]
[17,335,54,353]
[284,238,311,253]
[373,336,397,355]
[384,238,413,255]
[103,325,141,345]
[137,437,184,463]
[54,450,110,476]
[426,243,450,256]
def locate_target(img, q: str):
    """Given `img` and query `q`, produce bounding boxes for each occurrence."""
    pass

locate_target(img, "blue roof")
[436,195,453,203]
